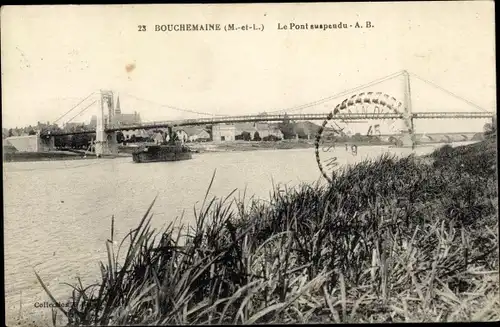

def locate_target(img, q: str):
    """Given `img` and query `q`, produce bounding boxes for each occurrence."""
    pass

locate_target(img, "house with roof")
[212,124,236,142]
[159,127,186,143]
[114,112,142,126]
[63,122,86,131]
[234,122,283,140]
[89,115,98,128]
[176,126,211,142]
[234,123,256,138]
[176,129,188,143]
[122,129,150,140]
[108,96,142,127]
[87,96,142,129]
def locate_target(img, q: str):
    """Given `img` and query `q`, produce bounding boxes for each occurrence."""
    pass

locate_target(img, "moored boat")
[132,142,193,163]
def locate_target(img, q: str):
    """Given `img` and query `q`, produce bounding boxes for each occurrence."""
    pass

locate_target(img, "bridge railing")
[132,112,493,129]
[412,112,494,119]
[132,112,405,129]
[42,111,494,136]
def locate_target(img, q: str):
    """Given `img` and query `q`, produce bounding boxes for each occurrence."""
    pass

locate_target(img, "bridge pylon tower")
[401,70,416,149]
[95,90,118,157]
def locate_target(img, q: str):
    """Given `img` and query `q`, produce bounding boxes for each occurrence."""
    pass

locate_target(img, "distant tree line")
[483,117,497,139]
[277,113,307,139]
[7,126,39,137]
[235,131,282,141]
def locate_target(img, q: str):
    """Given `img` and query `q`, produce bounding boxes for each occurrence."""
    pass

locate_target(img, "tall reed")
[36,138,499,325]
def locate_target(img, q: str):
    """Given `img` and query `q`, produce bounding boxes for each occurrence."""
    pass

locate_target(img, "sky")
[1,2,496,133]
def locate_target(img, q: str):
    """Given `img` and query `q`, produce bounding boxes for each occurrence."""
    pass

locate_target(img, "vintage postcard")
[1,2,497,326]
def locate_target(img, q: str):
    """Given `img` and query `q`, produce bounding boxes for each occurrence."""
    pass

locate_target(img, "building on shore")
[114,111,142,126]
[122,129,149,140]
[212,124,236,142]
[189,128,211,142]
[113,96,142,126]
[173,129,188,143]
[234,122,284,140]
[89,115,98,128]
[63,122,85,131]
[4,133,54,152]
[88,96,142,129]
[174,126,211,142]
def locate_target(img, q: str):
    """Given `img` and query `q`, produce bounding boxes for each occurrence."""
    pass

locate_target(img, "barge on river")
[132,142,193,163]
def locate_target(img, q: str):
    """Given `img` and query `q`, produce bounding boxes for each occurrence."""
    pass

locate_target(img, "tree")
[296,127,307,139]
[263,135,280,141]
[484,117,497,138]
[206,127,213,141]
[352,133,363,142]
[278,113,296,140]
[241,131,251,141]
[253,131,261,141]
[54,135,69,148]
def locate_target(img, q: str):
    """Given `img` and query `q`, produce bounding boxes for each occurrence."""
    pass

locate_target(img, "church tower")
[115,95,122,115]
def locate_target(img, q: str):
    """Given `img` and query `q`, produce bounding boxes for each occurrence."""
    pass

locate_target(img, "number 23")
[138,25,146,32]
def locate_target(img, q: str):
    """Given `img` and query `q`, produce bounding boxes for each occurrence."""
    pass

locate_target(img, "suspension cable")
[122,93,228,117]
[121,72,403,118]
[65,100,98,125]
[409,72,490,112]
[266,70,405,114]
[52,92,96,124]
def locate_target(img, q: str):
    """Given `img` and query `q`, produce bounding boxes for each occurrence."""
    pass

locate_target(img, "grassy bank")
[37,138,498,325]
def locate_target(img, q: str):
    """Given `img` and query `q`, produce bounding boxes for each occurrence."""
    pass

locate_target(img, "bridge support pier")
[95,90,118,157]
[48,136,55,150]
[38,133,56,151]
[402,70,416,149]
[400,116,415,148]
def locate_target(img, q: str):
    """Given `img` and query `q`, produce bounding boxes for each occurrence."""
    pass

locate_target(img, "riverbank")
[2,140,475,163]
[189,140,315,153]
[3,151,91,162]
[32,137,498,325]
[168,140,478,154]
[3,151,130,162]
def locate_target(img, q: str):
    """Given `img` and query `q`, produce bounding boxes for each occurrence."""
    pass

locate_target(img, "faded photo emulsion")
[1,2,498,326]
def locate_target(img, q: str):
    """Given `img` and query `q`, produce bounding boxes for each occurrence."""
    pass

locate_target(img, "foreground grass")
[37,139,498,325]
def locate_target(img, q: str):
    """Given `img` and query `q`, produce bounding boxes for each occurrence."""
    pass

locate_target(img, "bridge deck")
[42,111,494,136]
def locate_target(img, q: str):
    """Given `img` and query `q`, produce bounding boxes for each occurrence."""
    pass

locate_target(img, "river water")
[3,142,473,324]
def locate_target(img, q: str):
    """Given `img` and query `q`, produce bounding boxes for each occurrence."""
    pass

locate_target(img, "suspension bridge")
[32,70,494,156]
